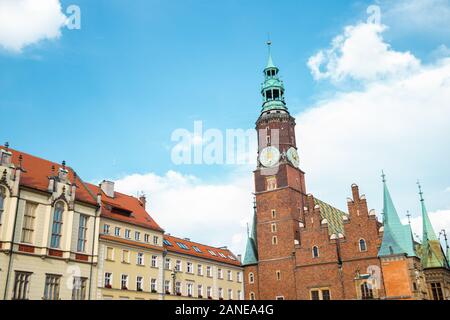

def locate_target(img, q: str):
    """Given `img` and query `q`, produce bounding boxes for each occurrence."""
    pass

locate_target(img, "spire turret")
[261,41,287,114]
[378,172,416,257]
[417,181,448,269]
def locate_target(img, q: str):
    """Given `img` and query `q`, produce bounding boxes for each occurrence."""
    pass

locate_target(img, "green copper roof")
[314,198,347,236]
[266,51,277,70]
[243,208,258,266]
[378,175,416,258]
[418,183,449,269]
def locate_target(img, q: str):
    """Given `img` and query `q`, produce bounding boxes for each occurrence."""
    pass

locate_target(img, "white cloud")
[307,23,420,82]
[113,169,254,255]
[403,210,450,245]
[301,21,450,217]
[381,0,450,37]
[0,0,67,53]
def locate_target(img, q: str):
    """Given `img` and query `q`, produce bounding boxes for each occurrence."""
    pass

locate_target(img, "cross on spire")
[417,180,424,202]
[381,170,386,183]
[406,210,411,225]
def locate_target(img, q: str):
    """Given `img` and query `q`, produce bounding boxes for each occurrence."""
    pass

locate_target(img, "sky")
[1,0,450,255]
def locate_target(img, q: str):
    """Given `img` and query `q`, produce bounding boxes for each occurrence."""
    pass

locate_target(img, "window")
[227,270,232,281]
[228,289,233,300]
[193,246,202,253]
[125,229,131,239]
[21,202,37,243]
[207,286,212,299]
[218,268,223,279]
[104,272,112,288]
[312,246,319,258]
[50,202,64,248]
[276,296,285,300]
[271,209,276,219]
[144,234,149,242]
[359,239,367,252]
[136,276,143,291]
[135,231,140,241]
[114,227,121,237]
[150,279,157,293]
[218,288,223,299]
[361,282,373,300]
[218,252,226,258]
[12,271,31,300]
[103,224,110,234]
[272,236,278,245]
[249,292,255,300]
[208,250,217,256]
[137,252,144,265]
[206,266,212,277]
[187,262,193,274]
[77,215,88,252]
[197,285,203,298]
[175,282,181,295]
[175,260,182,272]
[276,271,281,281]
[153,236,159,245]
[431,283,444,300]
[271,223,277,233]
[0,187,5,224]
[266,176,277,191]
[122,250,130,263]
[121,275,128,290]
[164,280,171,294]
[44,274,61,300]
[164,258,171,270]
[197,264,203,276]
[237,272,242,283]
[163,239,173,246]
[106,247,114,261]
[249,272,254,284]
[237,290,242,300]
[72,277,87,300]
[187,283,193,297]
[311,288,331,300]
[176,242,189,250]
[151,255,158,268]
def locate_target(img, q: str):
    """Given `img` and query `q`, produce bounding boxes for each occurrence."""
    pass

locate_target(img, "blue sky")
[1,0,450,253]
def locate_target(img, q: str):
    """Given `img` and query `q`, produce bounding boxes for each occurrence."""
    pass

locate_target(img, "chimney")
[139,194,147,209]
[351,183,360,201]
[100,180,115,198]
[237,254,242,262]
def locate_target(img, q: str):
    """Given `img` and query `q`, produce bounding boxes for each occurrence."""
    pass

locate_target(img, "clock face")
[287,147,300,168]
[259,146,281,168]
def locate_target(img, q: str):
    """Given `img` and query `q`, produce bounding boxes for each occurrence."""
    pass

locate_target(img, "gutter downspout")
[161,249,167,300]
[3,188,21,300]
[88,204,99,300]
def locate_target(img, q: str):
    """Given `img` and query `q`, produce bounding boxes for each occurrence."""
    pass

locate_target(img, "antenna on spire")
[381,170,386,183]
[406,210,411,225]
[417,180,424,202]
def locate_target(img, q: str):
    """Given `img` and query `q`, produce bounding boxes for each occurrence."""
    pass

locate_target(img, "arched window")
[359,239,367,252]
[249,292,255,300]
[0,186,5,223]
[272,236,278,245]
[312,246,319,258]
[50,202,64,248]
[248,273,254,284]
[361,282,373,300]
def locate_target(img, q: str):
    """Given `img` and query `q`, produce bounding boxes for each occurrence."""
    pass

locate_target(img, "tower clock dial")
[259,146,281,168]
[286,147,300,168]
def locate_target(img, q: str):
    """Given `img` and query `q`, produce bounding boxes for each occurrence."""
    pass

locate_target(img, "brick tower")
[243,42,306,300]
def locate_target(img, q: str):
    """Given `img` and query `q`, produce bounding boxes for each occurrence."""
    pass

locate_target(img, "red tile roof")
[164,234,241,266]
[3,146,163,232]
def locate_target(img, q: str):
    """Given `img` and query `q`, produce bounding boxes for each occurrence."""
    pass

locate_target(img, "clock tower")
[243,42,307,300]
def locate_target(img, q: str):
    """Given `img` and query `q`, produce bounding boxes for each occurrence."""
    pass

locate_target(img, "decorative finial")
[62,160,66,169]
[417,180,424,202]
[406,210,411,225]
[4,142,9,151]
[381,170,386,183]
[18,154,23,169]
